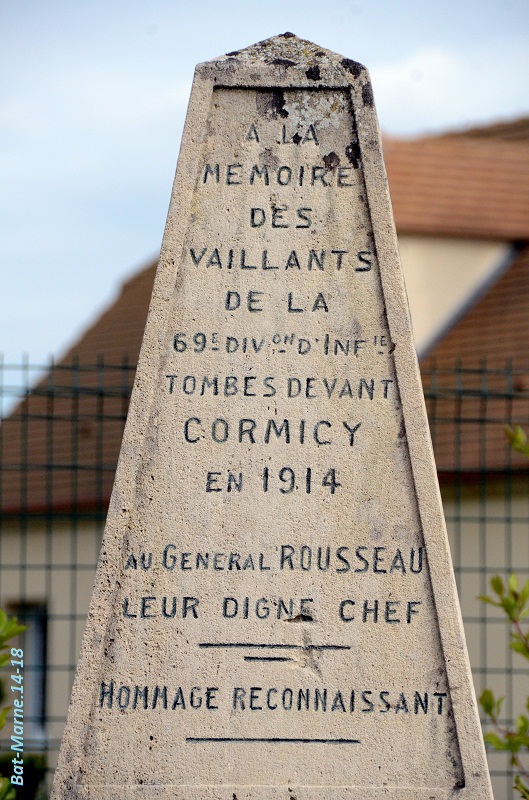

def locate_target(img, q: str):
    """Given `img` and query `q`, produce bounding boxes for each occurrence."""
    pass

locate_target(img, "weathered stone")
[51,34,492,799]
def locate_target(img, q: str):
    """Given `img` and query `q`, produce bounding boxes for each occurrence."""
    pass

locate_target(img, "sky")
[2,0,529,369]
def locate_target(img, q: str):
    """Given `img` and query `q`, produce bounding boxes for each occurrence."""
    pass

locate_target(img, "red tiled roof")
[438,116,529,142]
[0,262,156,515]
[60,260,156,365]
[384,137,529,239]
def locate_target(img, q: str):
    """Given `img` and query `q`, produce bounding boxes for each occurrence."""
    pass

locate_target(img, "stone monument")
[51,34,493,799]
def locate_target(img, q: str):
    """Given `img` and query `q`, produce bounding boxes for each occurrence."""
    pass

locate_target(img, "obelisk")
[51,34,493,799]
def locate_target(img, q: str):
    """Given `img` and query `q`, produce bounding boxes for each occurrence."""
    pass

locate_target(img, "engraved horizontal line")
[243,656,294,662]
[198,643,351,651]
[186,738,361,744]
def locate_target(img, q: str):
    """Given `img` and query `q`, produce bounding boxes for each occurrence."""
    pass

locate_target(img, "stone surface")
[51,34,492,799]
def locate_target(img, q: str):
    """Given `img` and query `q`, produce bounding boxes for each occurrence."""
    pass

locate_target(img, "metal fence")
[1,359,529,799]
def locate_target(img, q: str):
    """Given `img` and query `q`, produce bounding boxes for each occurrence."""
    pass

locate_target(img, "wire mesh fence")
[0,359,528,799]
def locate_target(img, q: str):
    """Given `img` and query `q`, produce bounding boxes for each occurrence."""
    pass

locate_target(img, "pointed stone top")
[217,32,363,71]
[196,33,368,87]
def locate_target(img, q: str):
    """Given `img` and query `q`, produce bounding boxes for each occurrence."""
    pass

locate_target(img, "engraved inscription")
[79,86,463,789]
[51,37,491,800]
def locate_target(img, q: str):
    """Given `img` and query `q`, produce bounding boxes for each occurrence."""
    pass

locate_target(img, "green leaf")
[515,774,529,799]
[1,618,26,641]
[491,576,505,597]
[495,695,505,717]
[515,715,529,735]
[0,777,15,800]
[505,424,527,449]
[520,580,529,605]
[505,736,525,753]
[511,638,529,659]
[503,597,518,618]
[480,689,496,717]
[484,731,511,750]
[0,705,10,731]
[505,424,529,458]
[477,594,501,607]
[509,574,520,593]
[0,613,25,653]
